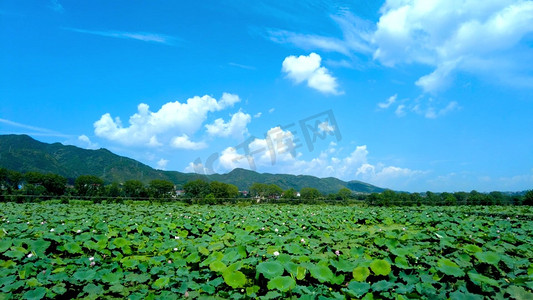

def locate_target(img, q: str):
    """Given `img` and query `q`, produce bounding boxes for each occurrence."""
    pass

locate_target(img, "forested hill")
[0,134,384,194]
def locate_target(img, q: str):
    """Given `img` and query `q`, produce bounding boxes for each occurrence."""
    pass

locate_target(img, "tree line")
[0,167,532,205]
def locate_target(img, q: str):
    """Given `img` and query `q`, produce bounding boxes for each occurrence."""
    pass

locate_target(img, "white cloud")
[201,126,423,190]
[268,11,374,55]
[318,121,335,133]
[395,104,406,117]
[378,94,397,109]
[414,100,460,119]
[205,110,251,139]
[171,134,207,150]
[94,93,240,147]
[218,147,252,170]
[270,2,533,93]
[282,53,343,95]
[373,0,533,92]
[268,108,275,113]
[77,135,99,149]
[64,27,178,45]
[184,161,214,175]
[156,159,169,170]
[254,112,262,118]
[49,0,64,13]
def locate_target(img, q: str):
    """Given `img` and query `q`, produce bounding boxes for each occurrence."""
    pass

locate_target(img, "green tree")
[524,190,533,206]
[23,172,66,196]
[266,184,283,198]
[149,179,175,198]
[380,190,396,206]
[225,183,239,198]
[42,174,67,196]
[367,193,381,206]
[184,179,210,199]
[410,193,423,206]
[209,181,230,199]
[300,187,321,200]
[442,192,457,206]
[105,182,122,198]
[204,193,216,204]
[25,172,44,185]
[75,175,104,196]
[22,184,47,198]
[338,188,352,200]
[250,183,268,198]
[282,188,297,199]
[425,191,438,205]
[123,180,146,198]
[0,168,23,192]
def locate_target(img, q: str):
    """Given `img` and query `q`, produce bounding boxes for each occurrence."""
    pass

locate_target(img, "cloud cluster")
[282,53,342,95]
[94,93,243,149]
[205,110,251,138]
[378,94,459,119]
[77,135,99,149]
[271,1,533,93]
[373,0,533,92]
[189,126,423,190]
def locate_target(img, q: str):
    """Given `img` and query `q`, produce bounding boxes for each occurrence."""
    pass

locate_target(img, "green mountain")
[0,134,384,194]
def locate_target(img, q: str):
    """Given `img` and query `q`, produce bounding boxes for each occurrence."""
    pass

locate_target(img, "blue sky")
[1,0,532,192]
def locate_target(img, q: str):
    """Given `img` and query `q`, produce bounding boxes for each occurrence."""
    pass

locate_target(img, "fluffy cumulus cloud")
[189,126,424,190]
[171,134,207,150]
[156,158,169,170]
[282,53,343,95]
[272,1,533,93]
[205,110,251,139]
[373,0,533,92]
[77,134,99,149]
[94,93,241,148]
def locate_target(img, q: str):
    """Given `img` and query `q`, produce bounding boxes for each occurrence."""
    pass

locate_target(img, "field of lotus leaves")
[1,202,533,299]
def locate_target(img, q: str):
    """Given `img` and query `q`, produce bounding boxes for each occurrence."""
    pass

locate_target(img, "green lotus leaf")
[101,272,123,284]
[468,272,499,287]
[437,258,465,277]
[331,258,357,272]
[506,286,533,300]
[223,270,246,288]
[370,259,391,276]
[0,239,12,253]
[29,239,50,257]
[83,283,104,296]
[152,277,170,289]
[257,261,285,279]
[209,260,227,272]
[372,279,395,292]
[4,249,25,260]
[309,264,334,283]
[347,281,371,298]
[474,251,501,266]
[394,256,410,269]
[63,242,82,254]
[353,266,370,282]
[267,276,296,292]
[463,244,482,254]
[113,237,130,248]
[23,287,46,300]
[73,269,96,281]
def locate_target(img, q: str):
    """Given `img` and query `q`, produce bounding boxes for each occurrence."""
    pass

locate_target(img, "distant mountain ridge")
[0,134,385,194]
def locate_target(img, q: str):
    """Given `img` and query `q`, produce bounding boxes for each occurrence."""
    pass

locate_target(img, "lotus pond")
[1,203,532,299]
